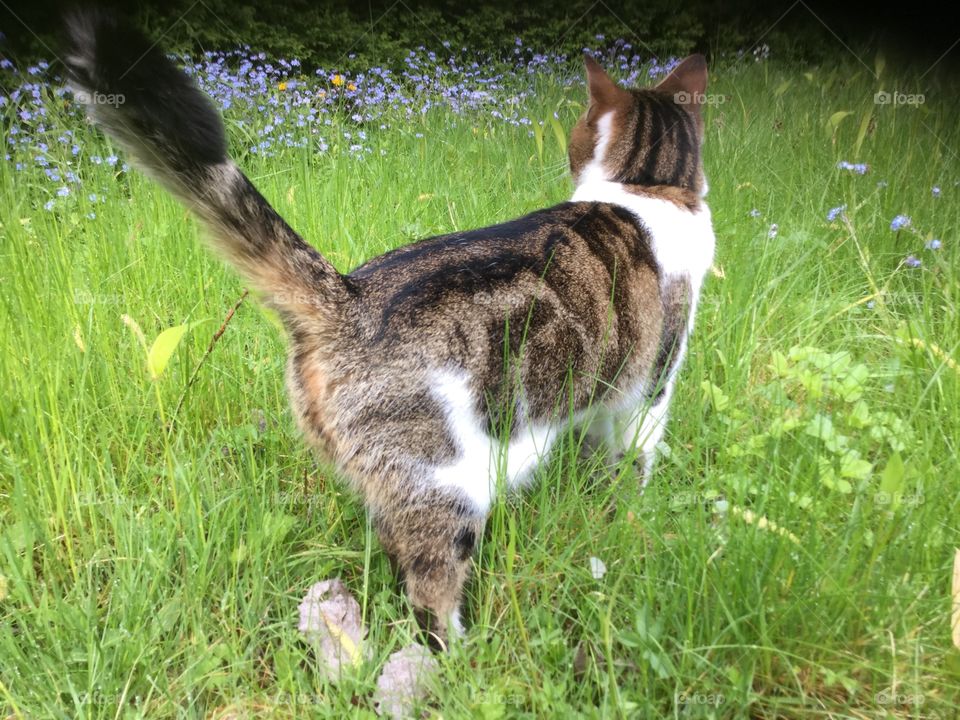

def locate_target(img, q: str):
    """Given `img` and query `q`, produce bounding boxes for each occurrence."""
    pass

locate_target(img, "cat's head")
[569,54,708,195]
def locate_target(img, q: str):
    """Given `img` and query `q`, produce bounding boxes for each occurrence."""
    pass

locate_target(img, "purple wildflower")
[904,255,921,268]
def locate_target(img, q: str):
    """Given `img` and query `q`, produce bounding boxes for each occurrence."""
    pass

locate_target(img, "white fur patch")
[570,180,715,303]
[619,384,674,480]
[430,370,558,513]
[577,112,615,186]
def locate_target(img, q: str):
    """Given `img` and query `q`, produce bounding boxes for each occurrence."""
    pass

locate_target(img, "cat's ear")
[584,54,630,114]
[655,54,708,113]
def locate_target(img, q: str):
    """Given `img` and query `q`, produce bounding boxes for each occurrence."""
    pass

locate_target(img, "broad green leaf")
[827,111,853,133]
[799,369,824,399]
[838,363,869,402]
[264,511,297,544]
[3,521,33,552]
[846,400,871,428]
[805,414,835,442]
[818,457,837,489]
[147,322,203,380]
[824,431,851,455]
[769,350,790,377]
[839,452,872,481]
[878,452,905,497]
[548,115,567,154]
[701,381,730,413]
[643,649,674,679]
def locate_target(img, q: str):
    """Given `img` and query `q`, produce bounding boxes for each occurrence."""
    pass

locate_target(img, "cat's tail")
[63,9,348,328]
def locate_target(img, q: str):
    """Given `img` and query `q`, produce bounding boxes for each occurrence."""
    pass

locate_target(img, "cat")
[64,9,715,648]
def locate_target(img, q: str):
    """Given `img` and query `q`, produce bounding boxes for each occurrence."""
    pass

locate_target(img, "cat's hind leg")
[373,487,485,649]
[613,382,675,484]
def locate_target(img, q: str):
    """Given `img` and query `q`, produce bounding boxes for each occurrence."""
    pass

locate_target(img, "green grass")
[2,55,959,718]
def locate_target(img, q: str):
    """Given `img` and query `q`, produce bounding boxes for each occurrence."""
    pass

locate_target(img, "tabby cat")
[64,10,715,647]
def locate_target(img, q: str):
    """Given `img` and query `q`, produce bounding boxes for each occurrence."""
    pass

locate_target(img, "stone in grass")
[374,644,439,719]
[297,578,366,680]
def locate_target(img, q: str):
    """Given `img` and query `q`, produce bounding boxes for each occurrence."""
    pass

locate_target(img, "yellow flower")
[346,82,357,92]
[278,81,287,91]
[331,74,344,87]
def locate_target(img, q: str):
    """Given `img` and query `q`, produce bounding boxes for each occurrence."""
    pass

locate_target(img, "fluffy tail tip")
[62,6,227,170]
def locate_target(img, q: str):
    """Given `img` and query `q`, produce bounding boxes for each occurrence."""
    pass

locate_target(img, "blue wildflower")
[837,160,868,174]
[44,200,55,211]
[826,205,846,221]
[56,186,69,197]
[890,215,911,231]
[925,238,942,250]
[904,255,921,268]
[749,208,761,218]
[932,186,941,198]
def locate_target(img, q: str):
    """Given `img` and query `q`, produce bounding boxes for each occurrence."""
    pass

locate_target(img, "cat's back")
[347,200,659,342]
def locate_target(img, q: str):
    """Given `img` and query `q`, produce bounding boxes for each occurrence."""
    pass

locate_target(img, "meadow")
[1,36,959,718]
